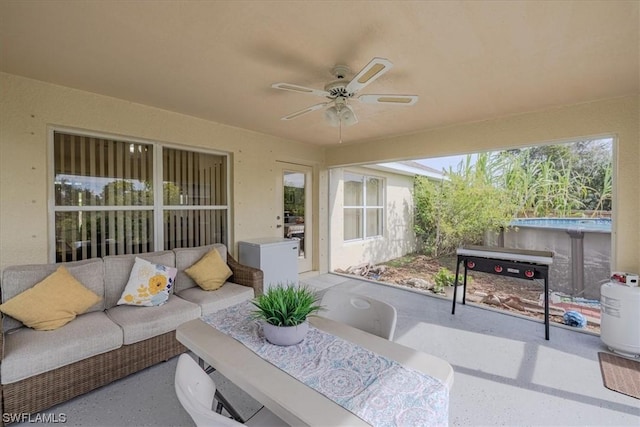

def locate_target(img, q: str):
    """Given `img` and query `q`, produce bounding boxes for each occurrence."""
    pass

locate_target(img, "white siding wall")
[329,167,416,270]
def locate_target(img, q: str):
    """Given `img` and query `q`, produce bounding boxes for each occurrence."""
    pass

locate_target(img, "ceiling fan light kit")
[324,103,358,128]
[271,57,418,137]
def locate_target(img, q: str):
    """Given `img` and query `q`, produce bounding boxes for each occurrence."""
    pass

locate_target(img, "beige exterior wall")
[0,73,325,270]
[2,72,638,276]
[329,166,416,270]
[326,96,640,274]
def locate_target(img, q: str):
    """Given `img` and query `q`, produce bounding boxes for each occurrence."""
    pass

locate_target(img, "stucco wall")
[325,96,640,274]
[329,166,416,270]
[0,73,325,270]
[2,73,637,276]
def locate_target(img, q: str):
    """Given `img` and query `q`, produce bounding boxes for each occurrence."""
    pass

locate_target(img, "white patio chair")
[320,289,398,340]
[174,354,287,427]
[175,354,241,426]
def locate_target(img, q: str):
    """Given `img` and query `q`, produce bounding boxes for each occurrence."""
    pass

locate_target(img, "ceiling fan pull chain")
[339,116,343,143]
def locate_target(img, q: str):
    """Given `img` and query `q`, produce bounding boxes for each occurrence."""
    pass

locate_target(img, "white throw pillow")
[117,257,177,307]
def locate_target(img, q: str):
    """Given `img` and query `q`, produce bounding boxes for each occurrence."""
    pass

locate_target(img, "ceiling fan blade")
[346,57,393,94]
[358,94,418,106]
[281,102,328,121]
[272,82,329,97]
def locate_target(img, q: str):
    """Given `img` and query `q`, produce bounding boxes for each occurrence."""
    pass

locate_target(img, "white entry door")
[276,163,312,273]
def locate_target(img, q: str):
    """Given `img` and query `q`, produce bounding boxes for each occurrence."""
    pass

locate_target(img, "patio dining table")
[176,303,454,427]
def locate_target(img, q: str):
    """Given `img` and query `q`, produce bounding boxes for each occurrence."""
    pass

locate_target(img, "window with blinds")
[52,130,228,262]
[343,172,384,241]
[162,147,227,250]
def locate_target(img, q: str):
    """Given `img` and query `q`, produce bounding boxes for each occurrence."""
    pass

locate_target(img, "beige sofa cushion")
[174,244,228,293]
[1,258,105,332]
[103,251,175,309]
[178,282,254,315]
[107,296,200,345]
[1,311,122,384]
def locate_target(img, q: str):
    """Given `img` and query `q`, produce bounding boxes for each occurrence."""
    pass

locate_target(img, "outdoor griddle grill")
[451,245,554,340]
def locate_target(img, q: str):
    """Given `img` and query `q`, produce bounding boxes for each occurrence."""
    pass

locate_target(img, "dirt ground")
[357,254,600,334]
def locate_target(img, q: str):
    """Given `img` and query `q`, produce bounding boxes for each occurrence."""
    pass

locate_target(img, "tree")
[500,139,612,215]
[413,175,438,254]
[415,153,517,256]
[572,140,612,211]
[102,180,152,206]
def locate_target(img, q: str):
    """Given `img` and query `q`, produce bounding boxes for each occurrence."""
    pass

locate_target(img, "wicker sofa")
[0,243,263,422]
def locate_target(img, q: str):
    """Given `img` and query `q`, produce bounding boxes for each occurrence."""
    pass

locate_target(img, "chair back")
[174,354,241,427]
[320,289,397,340]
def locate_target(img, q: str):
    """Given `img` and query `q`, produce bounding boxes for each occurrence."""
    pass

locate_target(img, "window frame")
[343,171,385,242]
[48,126,231,262]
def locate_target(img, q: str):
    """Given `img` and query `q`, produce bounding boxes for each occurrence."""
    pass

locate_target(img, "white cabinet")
[238,238,299,292]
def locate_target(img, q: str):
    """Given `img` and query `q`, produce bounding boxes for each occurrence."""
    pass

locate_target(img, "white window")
[51,130,228,262]
[343,172,384,241]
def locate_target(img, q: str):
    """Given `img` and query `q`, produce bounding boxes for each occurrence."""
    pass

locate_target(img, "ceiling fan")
[271,57,418,129]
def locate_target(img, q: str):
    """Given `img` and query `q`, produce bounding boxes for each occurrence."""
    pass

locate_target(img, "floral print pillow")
[117,258,177,307]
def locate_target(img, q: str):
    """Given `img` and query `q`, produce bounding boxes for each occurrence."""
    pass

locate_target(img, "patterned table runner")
[202,301,449,427]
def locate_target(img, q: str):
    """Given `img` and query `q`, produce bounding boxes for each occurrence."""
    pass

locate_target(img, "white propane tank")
[600,281,640,358]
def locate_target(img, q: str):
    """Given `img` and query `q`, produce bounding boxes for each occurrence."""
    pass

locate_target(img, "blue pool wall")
[484,218,611,300]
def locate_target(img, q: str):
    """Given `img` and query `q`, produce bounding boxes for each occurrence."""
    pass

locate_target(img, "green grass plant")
[251,284,322,327]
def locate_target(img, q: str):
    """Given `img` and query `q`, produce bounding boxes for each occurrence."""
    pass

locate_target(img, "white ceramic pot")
[262,321,309,346]
[445,285,464,303]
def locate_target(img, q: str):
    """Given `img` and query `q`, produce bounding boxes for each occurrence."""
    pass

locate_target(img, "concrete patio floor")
[13,273,639,426]
[302,273,638,426]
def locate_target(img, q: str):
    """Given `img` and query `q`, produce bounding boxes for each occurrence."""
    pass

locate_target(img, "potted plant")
[434,267,466,303]
[251,284,322,346]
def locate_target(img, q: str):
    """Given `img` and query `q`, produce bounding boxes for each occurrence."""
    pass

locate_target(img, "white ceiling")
[1,1,638,146]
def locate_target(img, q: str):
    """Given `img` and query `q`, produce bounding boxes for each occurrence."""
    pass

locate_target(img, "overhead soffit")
[0,1,638,145]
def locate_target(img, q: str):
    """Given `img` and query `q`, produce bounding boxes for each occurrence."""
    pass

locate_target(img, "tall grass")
[414,141,612,255]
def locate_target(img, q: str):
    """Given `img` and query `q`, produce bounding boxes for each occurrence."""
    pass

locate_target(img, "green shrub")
[414,153,518,256]
[433,267,468,293]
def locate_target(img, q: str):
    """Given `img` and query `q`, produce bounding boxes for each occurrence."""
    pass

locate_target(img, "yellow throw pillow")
[184,249,232,291]
[0,266,102,331]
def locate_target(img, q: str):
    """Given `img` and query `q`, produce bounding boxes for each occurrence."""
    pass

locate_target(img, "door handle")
[276,224,282,228]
